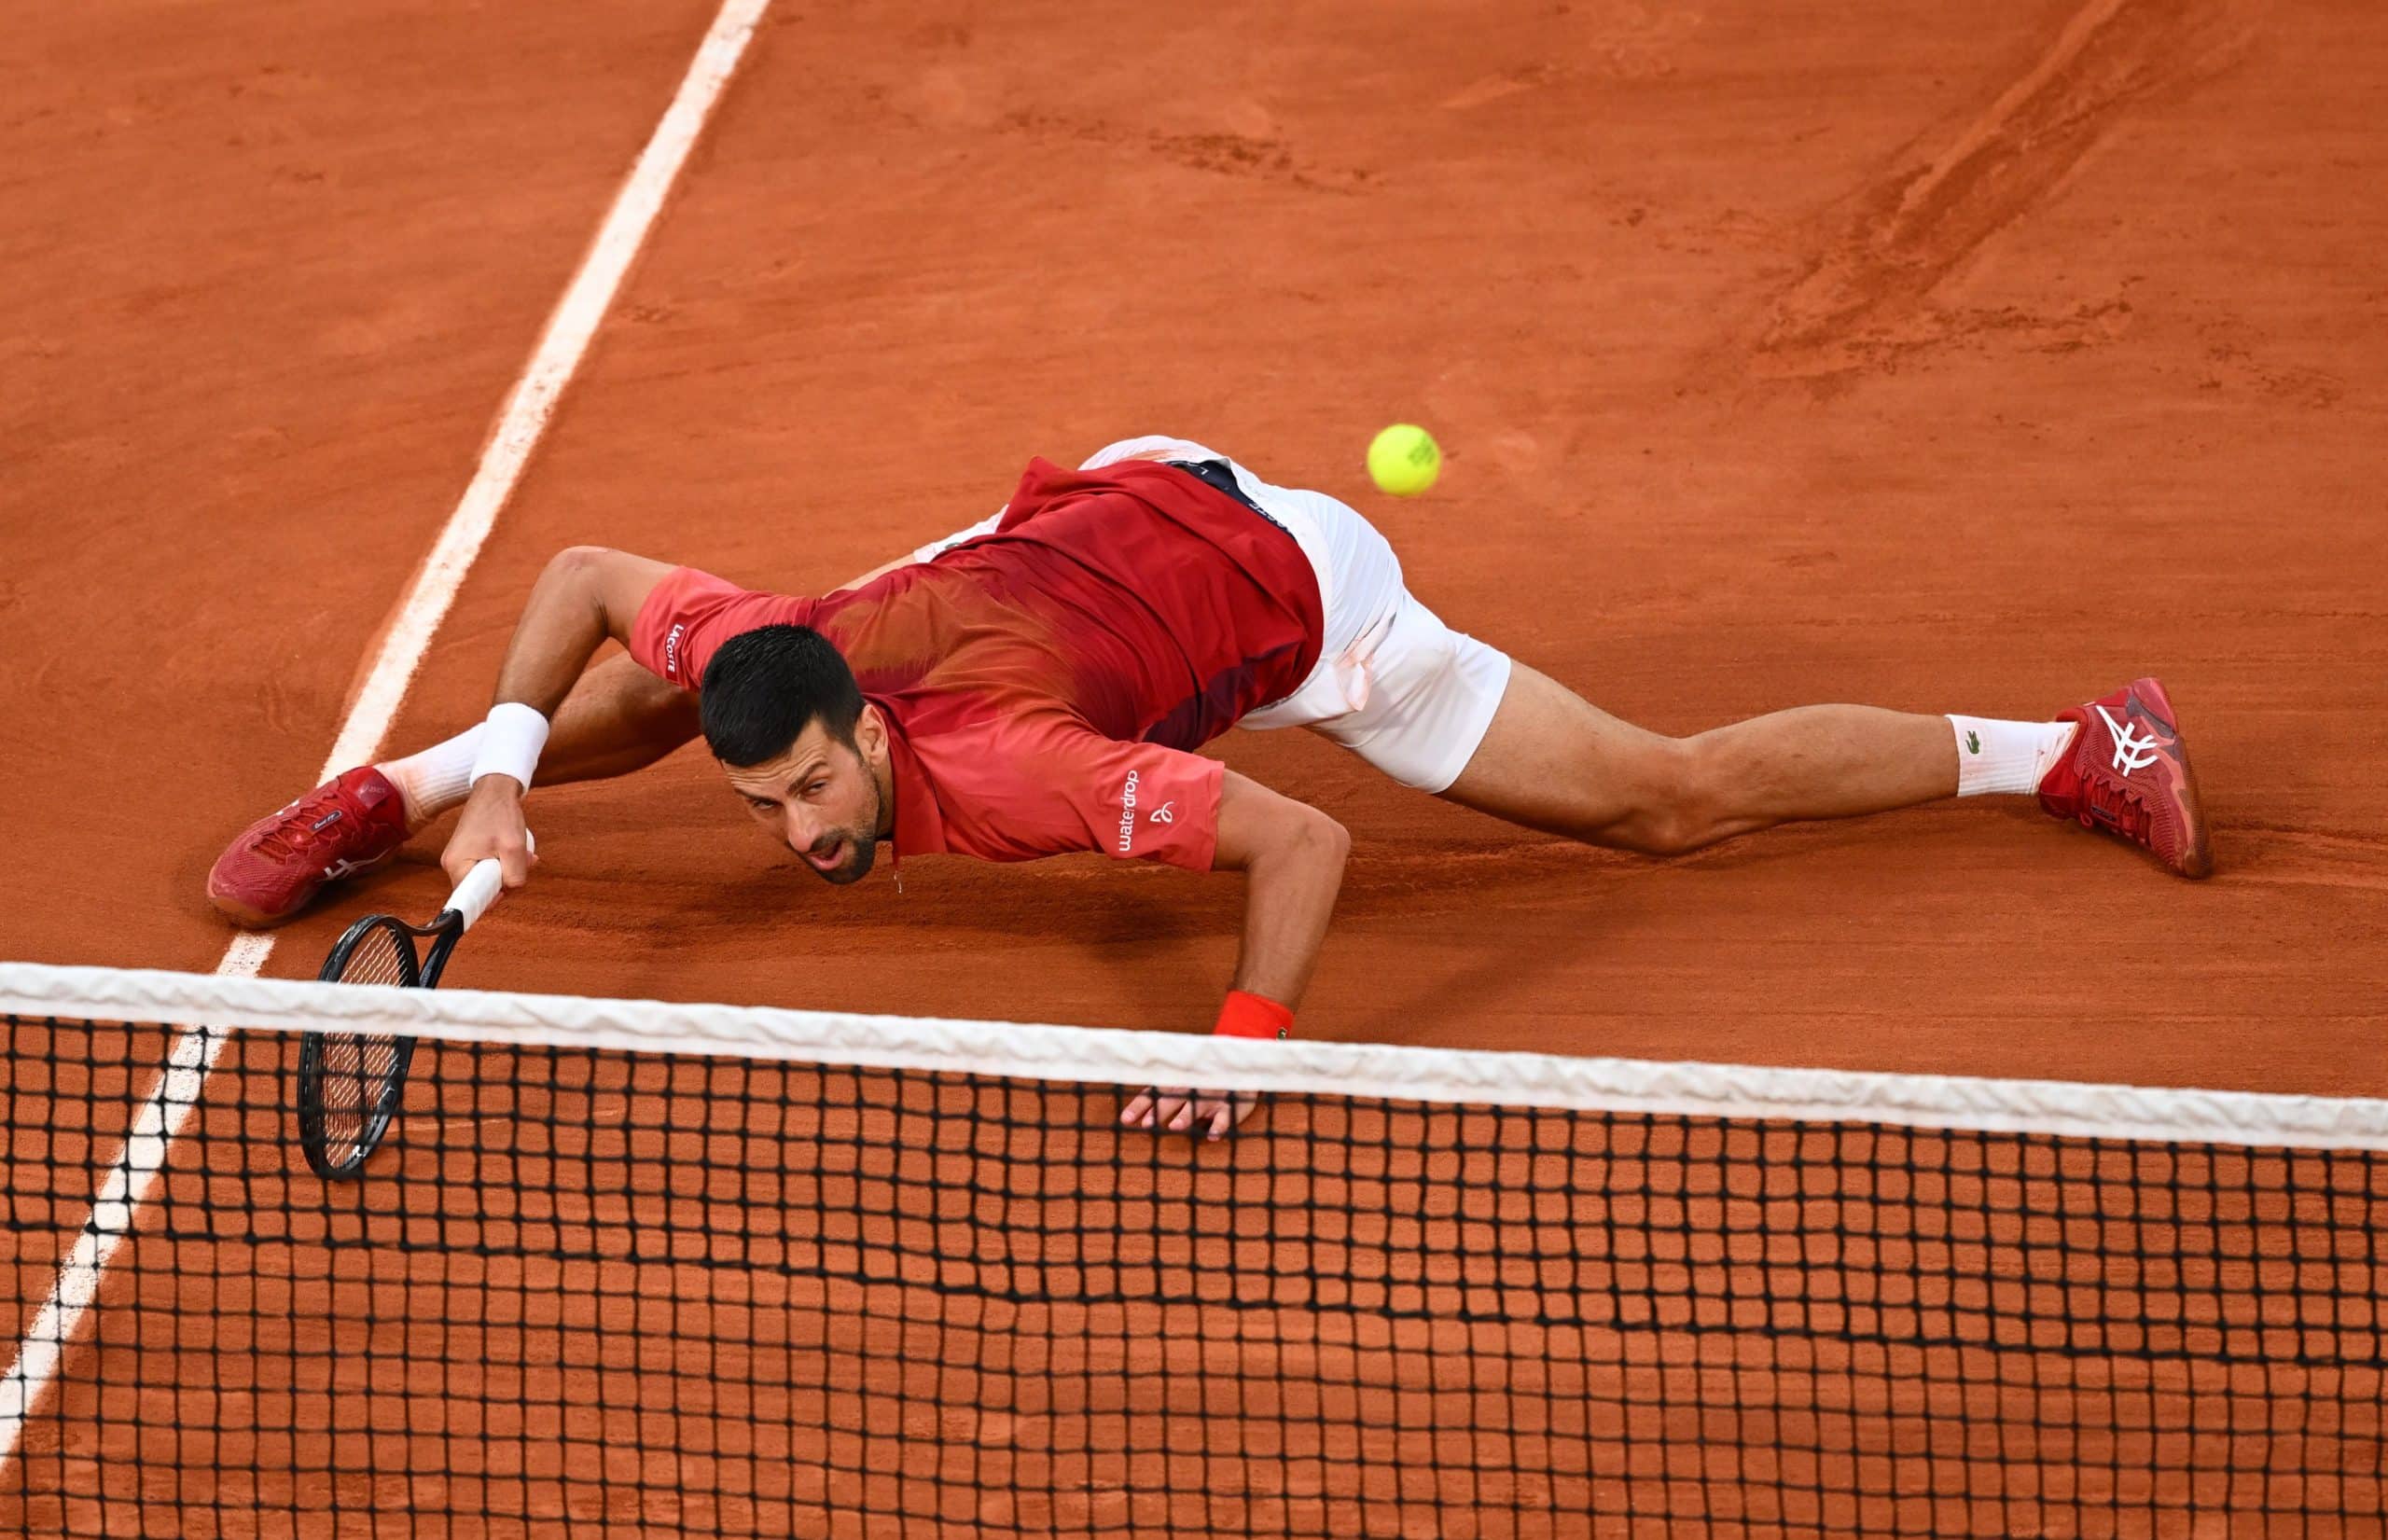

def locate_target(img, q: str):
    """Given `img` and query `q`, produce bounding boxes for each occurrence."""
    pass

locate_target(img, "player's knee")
[548,544,611,576]
[1299,805,1353,865]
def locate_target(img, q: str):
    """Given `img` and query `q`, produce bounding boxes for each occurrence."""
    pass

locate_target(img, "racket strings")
[334,925,416,989]
[315,924,419,1158]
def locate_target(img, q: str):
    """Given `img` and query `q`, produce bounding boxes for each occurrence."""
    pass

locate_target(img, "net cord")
[3,960,2383,1151]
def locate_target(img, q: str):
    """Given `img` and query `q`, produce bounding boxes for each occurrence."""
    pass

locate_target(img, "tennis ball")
[1367,423,1441,496]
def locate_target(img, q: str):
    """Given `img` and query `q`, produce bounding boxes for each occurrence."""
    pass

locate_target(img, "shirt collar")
[878,706,947,858]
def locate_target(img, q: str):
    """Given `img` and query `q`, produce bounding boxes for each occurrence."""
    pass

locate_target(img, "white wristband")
[467,701,550,793]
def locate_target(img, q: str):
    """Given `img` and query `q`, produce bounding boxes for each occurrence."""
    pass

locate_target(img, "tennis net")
[0,961,2381,1538]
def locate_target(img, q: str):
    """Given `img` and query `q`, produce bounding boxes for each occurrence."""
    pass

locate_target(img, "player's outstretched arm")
[1210,771,1350,1009]
[1122,771,1350,1141]
[442,547,675,889]
[487,546,676,716]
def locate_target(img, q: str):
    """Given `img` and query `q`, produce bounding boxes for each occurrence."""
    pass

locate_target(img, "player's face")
[723,714,890,886]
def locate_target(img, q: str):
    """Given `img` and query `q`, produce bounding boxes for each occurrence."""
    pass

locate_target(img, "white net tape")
[2,961,2384,1150]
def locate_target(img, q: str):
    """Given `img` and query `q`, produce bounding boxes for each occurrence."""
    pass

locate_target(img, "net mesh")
[1,964,2382,1538]
[302,1033,404,1163]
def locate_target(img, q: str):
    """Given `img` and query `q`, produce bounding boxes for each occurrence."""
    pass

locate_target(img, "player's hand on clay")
[1120,1086,1262,1142]
[443,778,538,891]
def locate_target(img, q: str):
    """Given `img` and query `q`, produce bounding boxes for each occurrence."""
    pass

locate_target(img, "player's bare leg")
[1441,661,1984,855]
[380,654,699,828]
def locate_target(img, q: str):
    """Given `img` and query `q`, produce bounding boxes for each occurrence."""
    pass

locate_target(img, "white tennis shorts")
[1081,436,1514,793]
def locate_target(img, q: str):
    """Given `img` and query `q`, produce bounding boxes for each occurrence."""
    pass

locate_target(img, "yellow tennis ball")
[1367,423,1441,496]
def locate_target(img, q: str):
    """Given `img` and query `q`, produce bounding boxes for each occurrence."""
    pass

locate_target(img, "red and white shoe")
[207,766,413,927]
[2036,677,2213,879]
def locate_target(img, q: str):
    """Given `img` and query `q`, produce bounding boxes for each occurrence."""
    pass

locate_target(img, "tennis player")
[211,436,2211,1136]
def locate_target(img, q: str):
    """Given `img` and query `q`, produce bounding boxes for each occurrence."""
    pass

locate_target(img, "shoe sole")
[206,888,310,930]
[2137,676,2214,881]
[207,864,340,928]
[205,845,402,929]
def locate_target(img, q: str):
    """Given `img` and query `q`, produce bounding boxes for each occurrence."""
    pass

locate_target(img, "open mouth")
[805,839,846,874]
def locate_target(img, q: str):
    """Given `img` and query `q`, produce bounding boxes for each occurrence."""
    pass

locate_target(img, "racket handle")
[446,829,534,933]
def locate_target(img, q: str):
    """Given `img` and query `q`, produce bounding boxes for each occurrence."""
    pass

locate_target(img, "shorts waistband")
[1162,458,1292,538]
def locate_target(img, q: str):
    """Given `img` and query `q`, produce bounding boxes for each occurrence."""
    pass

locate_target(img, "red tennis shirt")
[627,456,1324,872]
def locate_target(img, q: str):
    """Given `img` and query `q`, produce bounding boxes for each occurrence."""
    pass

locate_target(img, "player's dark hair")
[699,626,867,767]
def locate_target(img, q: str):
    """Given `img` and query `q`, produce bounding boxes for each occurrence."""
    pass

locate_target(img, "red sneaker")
[2036,677,2213,879]
[207,767,413,927]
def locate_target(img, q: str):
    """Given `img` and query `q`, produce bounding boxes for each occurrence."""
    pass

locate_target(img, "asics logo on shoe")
[2095,704,2165,774]
[320,856,374,881]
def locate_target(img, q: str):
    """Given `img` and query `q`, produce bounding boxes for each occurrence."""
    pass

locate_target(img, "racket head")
[293,850,508,1180]
[297,914,427,1180]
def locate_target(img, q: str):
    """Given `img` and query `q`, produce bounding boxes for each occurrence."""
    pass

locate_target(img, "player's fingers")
[1170,1089,1224,1135]
[489,823,535,888]
[1200,1092,1260,1141]
[1124,1089,1190,1130]
[439,841,480,892]
[1201,1092,1263,1141]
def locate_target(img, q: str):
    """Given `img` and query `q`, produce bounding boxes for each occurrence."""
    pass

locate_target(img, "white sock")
[1948,715,2077,798]
[376,725,486,828]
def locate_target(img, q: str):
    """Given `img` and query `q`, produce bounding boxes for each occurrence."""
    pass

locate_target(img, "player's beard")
[801,770,883,887]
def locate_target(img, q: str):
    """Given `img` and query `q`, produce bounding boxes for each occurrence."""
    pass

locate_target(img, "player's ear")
[852,702,887,762]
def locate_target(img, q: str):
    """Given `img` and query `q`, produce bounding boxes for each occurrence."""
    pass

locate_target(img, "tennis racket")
[296,838,525,1179]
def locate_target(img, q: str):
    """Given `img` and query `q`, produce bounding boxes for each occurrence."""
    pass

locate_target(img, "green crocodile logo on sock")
[1965,731,1981,755]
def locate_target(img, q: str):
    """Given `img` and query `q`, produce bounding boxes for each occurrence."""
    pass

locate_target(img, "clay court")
[2,0,2382,1535]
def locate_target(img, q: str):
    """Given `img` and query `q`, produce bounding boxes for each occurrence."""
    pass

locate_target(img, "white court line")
[0,0,774,1468]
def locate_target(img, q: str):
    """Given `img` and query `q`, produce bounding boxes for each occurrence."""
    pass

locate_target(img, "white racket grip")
[447,829,533,933]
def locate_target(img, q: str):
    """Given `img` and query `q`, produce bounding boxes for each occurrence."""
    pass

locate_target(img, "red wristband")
[1213,990,1294,1040]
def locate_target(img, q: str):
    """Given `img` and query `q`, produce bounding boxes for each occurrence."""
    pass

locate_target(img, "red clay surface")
[3,0,2384,1534]
[5,0,2388,1078]
[6,0,2382,1093]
